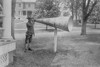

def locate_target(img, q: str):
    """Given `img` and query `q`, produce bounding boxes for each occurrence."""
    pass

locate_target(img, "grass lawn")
[7,23,100,67]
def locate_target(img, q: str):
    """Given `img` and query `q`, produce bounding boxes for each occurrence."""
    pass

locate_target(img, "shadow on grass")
[32,49,56,67]
[9,49,58,67]
[37,28,62,32]
[86,34,100,43]
[8,38,62,67]
[91,28,100,30]
[72,33,100,44]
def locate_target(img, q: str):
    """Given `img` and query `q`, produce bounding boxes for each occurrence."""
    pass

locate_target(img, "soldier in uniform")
[25,16,35,51]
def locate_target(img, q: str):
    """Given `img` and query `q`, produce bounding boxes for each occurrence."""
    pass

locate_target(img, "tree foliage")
[35,0,60,18]
[89,3,100,23]
[68,0,98,35]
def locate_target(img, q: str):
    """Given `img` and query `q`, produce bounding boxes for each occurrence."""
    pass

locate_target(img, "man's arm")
[26,22,32,27]
[31,20,35,25]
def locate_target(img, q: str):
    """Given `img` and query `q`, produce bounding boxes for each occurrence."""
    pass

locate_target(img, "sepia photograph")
[0,0,100,67]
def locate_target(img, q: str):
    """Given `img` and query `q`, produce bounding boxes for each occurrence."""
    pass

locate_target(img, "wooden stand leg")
[54,27,57,52]
[46,25,48,30]
[33,24,35,36]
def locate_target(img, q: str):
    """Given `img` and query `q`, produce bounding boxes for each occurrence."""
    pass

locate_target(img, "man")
[25,16,35,51]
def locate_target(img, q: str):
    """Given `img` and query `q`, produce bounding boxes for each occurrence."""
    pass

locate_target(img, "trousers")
[25,34,32,44]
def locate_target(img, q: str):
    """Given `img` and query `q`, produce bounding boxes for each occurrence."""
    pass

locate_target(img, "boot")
[27,43,32,51]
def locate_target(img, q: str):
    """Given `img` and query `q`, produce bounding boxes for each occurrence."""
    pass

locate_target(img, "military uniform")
[25,22,34,43]
[25,17,35,51]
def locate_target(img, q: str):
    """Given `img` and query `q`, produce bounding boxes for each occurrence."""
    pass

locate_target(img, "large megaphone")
[35,16,73,31]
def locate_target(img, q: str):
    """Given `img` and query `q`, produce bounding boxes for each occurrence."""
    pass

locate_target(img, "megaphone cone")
[35,16,73,31]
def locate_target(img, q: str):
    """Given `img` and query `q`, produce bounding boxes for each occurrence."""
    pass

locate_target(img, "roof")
[22,0,36,2]
[16,0,36,2]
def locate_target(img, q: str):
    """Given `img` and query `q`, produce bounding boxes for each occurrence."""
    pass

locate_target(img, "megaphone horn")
[35,16,73,31]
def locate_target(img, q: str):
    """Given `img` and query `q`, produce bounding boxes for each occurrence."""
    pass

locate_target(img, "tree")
[35,0,60,18]
[11,0,16,39]
[0,0,2,5]
[69,0,98,35]
[81,0,98,35]
[0,0,3,27]
[70,0,74,19]
[74,0,82,22]
[35,0,60,30]
[89,4,100,28]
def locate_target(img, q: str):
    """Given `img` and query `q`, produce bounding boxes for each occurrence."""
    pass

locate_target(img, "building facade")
[15,0,36,20]
[0,0,16,67]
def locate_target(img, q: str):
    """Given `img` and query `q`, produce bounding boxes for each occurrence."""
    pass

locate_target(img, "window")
[23,11,26,15]
[19,3,21,7]
[28,3,31,7]
[19,11,20,15]
[23,3,26,9]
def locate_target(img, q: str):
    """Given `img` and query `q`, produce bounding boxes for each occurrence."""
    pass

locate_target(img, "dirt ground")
[7,23,100,67]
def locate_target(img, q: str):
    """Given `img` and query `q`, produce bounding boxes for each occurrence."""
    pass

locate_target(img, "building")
[0,0,16,67]
[15,0,36,20]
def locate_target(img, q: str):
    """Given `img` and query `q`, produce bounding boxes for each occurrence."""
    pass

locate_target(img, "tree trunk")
[71,0,74,20]
[72,5,74,20]
[75,0,78,23]
[94,22,97,29]
[46,25,48,30]
[81,0,87,35]
[11,18,15,39]
[11,0,16,39]
[81,20,87,35]
[80,0,97,35]
[75,9,77,24]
